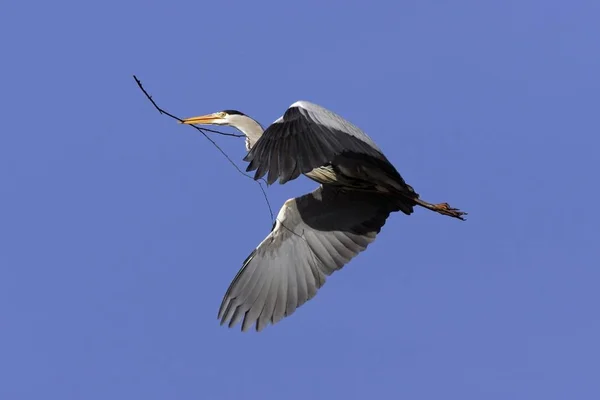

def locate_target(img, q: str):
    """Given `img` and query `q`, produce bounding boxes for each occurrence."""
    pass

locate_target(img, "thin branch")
[133,75,274,222]
[133,75,243,138]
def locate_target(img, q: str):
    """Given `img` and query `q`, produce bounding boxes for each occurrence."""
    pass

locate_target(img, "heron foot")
[413,198,467,221]
[431,202,467,220]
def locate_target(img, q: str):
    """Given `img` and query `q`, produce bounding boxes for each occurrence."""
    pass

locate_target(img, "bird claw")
[434,203,468,221]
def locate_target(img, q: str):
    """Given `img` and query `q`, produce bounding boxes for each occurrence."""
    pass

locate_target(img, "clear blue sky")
[1,0,599,398]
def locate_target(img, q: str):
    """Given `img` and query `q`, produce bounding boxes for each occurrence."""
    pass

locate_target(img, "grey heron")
[181,101,466,332]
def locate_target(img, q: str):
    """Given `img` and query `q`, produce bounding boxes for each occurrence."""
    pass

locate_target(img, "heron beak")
[179,113,223,125]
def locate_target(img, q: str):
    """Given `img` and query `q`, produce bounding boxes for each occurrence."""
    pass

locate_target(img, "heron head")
[180,109,248,127]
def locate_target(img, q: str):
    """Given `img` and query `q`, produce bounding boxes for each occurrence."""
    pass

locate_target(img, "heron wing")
[244,101,387,185]
[218,185,400,332]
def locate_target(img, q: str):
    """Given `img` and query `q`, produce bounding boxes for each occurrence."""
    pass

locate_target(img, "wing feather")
[243,267,274,332]
[217,185,401,332]
[272,261,288,324]
[244,101,386,184]
[257,271,279,331]
[304,230,338,272]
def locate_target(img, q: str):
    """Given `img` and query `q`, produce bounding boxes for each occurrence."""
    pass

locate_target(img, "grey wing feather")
[217,185,400,332]
[244,101,387,185]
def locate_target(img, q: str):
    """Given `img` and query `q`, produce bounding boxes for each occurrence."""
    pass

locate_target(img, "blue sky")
[1,0,599,398]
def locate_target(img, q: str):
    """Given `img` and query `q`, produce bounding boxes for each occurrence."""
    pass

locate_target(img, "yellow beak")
[179,113,223,125]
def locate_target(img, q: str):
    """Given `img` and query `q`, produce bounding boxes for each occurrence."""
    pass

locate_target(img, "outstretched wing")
[218,185,400,332]
[243,101,387,185]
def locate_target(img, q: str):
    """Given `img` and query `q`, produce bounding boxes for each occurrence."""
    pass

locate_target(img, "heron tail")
[389,183,419,216]
[395,197,417,215]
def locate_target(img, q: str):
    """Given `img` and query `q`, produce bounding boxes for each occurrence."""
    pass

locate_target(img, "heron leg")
[413,198,467,221]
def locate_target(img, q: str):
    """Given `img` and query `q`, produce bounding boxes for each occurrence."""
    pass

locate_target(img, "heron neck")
[233,118,264,151]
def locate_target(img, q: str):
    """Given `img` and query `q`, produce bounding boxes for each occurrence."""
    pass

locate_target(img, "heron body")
[181,100,466,332]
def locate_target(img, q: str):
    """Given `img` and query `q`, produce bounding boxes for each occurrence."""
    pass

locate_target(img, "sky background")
[1,0,599,398]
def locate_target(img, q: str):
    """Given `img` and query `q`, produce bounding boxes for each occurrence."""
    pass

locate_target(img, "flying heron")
[181,101,466,332]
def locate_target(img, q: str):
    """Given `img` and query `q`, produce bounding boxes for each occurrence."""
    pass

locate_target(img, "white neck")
[229,115,265,151]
